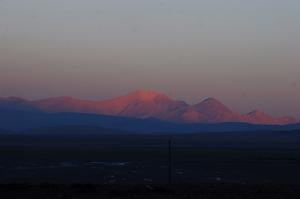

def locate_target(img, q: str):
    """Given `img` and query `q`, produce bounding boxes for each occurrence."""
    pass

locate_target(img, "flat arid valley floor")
[0,131,300,198]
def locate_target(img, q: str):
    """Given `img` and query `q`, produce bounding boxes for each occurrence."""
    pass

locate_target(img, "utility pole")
[168,138,173,185]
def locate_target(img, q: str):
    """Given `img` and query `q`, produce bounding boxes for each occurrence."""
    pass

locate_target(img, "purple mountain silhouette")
[0,90,297,125]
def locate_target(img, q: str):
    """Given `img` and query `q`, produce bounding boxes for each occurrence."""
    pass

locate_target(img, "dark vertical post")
[168,138,172,185]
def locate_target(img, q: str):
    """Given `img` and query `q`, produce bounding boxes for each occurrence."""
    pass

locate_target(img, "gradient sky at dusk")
[0,0,300,118]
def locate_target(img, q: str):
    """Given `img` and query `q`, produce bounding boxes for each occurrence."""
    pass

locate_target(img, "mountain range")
[0,90,297,125]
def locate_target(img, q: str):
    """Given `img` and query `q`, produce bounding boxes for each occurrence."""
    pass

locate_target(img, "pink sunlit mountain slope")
[0,90,297,125]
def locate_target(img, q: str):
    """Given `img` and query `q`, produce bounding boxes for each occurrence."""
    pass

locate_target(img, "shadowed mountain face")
[0,90,297,125]
[0,97,40,112]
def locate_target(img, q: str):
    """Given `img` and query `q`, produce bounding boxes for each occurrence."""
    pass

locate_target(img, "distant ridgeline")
[0,90,299,132]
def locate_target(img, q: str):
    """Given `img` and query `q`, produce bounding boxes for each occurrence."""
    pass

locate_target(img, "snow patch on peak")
[200,97,224,105]
[247,109,270,117]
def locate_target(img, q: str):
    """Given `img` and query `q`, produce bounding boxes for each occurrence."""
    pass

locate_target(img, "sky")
[0,0,300,118]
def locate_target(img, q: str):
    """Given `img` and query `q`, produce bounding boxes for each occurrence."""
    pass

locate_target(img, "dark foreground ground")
[1,130,300,198]
[1,131,300,184]
[1,184,300,199]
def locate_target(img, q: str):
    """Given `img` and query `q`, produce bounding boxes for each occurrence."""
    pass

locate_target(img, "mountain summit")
[0,91,296,125]
[246,110,296,125]
[193,98,240,123]
[123,90,169,102]
[95,90,187,119]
